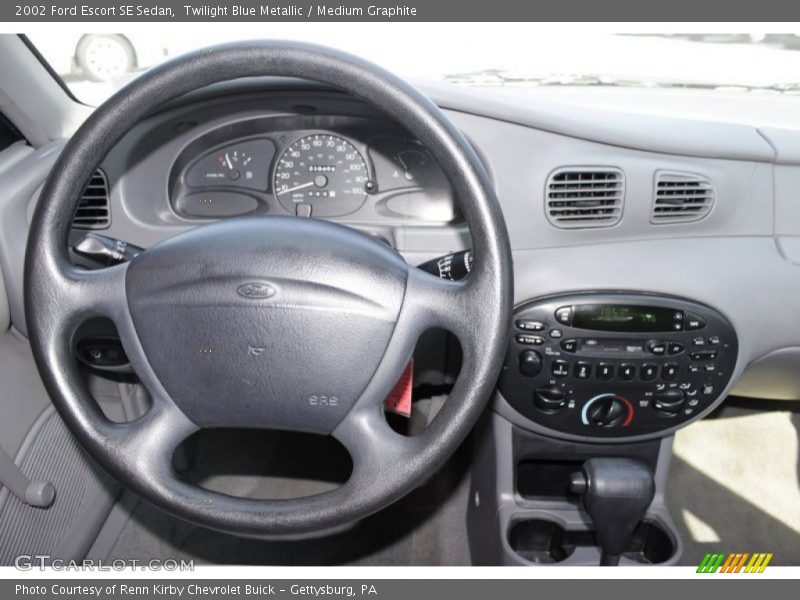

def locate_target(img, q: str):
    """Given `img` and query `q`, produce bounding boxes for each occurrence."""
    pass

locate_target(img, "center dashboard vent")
[545,167,624,229]
[651,171,715,224]
[72,169,110,230]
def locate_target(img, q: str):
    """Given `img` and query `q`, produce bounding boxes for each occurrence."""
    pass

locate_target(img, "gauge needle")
[277,181,314,196]
[225,153,233,169]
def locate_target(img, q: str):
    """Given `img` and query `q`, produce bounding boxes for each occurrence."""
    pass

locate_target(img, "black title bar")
[5,0,800,21]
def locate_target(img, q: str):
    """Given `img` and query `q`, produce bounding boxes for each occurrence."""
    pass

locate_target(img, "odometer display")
[273,133,369,216]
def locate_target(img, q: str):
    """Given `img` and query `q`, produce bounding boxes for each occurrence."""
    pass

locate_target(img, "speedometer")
[273,134,371,216]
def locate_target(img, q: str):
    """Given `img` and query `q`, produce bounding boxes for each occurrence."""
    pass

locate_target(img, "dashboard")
[3,76,800,568]
[3,40,800,567]
[3,80,800,447]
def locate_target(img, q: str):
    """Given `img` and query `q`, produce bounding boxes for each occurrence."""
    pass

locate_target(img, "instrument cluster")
[169,117,458,223]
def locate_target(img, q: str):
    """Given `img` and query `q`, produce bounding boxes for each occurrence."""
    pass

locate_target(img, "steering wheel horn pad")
[126,216,407,433]
[24,41,512,535]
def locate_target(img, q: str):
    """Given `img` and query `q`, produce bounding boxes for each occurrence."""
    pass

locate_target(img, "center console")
[498,292,738,441]
[468,290,739,566]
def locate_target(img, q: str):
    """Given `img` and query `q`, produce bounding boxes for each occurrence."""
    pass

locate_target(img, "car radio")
[498,292,738,439]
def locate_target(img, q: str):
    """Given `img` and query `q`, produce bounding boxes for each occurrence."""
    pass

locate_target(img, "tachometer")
[273,134,371,216]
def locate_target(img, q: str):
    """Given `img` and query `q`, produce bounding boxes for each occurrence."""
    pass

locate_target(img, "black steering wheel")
[24,42,513,535]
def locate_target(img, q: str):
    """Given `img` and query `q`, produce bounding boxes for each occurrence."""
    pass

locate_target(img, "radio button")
[704,363,717,373]
[555,306,573,325]
[516,334,544,346]
[686,312,706,330]
[692,337,705,346]
[688,364,700,374]
[690,350,718,361]
[575,362,592,380]
[552,360,569,378]
[618,363,636,381]
[596,363,614,380]
[668,342,685,355]
[561,339,578,353]
[709,336,720,345]
[647,340,667,355]
[549,329,563,339]
[641,364,658,381]
[517,320,545,331]
[662,363,679,381]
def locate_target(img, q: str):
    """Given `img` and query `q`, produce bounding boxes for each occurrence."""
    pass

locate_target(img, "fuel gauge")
[213,149,252,182]
[185,139,274,191]
[394,149,430,183]
[369,137,449,192]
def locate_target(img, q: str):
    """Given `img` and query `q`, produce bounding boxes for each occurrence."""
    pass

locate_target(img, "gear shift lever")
[569,458,655,566]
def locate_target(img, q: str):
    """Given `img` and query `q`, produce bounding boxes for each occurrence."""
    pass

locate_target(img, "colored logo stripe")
[697,553,726,573]
[697,552,773,573]
[720,553,734,572]
[746,553,773,573]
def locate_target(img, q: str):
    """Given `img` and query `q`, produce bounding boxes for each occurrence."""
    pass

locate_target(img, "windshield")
[27,27,800,106]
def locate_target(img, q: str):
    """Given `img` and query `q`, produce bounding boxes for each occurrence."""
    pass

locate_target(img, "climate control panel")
[497,292,738,439]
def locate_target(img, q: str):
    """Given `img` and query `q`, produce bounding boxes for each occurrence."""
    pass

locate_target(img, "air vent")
[652,171,714,224]
[72,169,110,229]
[545,167,624,228]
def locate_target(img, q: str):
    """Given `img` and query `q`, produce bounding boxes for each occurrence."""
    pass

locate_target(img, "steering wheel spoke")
[404,266,482,346]
[93,387,198,478]
[328,264,485,484]
[29,254,198,439]
[332,398,411,484]
[341,264,482,415]
[28,259,128,338]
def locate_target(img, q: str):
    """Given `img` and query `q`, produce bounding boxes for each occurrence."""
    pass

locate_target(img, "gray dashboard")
[3,79,800,441]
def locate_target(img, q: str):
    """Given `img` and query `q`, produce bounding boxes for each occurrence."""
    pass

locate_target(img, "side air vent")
[651,171,715,224]
[72,169,110,230]
[545,167,624,228]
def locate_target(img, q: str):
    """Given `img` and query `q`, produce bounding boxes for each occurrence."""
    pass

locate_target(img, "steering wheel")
[24,42,512,535]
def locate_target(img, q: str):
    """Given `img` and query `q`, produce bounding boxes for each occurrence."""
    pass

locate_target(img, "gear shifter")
[569,458,655,566]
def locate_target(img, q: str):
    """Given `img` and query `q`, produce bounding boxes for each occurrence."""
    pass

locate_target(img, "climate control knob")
[581,394,634,428]
[653,388,685,416]
[533,385,567,413]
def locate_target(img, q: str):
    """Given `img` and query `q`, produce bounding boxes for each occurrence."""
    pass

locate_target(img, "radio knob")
[518,350,543,377]
[533,385,567,413]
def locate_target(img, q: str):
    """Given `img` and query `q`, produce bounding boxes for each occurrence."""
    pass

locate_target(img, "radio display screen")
[572,304,679,332]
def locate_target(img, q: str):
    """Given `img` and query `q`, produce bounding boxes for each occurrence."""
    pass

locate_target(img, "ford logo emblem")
[237,282,277,299]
